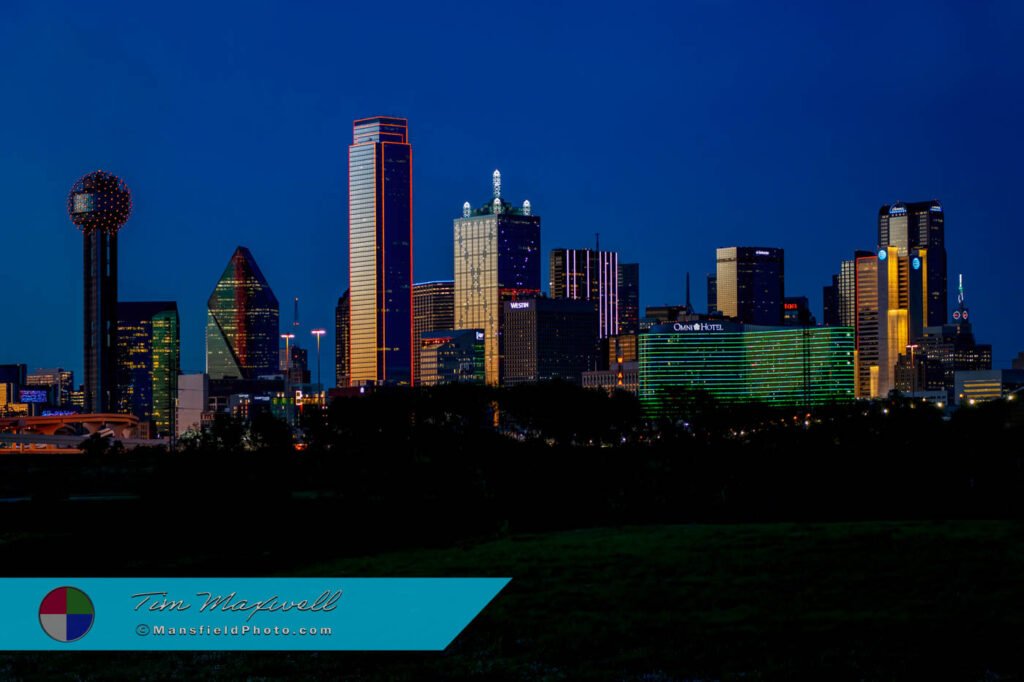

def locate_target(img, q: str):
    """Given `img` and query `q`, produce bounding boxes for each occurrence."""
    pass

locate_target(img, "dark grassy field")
[2,520,1023,680]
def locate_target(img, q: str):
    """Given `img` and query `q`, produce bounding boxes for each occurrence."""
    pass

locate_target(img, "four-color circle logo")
[39,587,95,642]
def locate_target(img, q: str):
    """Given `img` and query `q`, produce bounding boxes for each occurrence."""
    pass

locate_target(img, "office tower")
[413,280,455,383]
[878,201,947,326]
[335,290,350,388]
[550,248,619,339]
[909,275,992,403]
[348,115,413,386]
[67,170,132,412]
[502,298,599,386]
[206,246,280,380]
[783,296,815,326]
[0,365,28,416]
[876,245,930,396]
[176,373,209,437]
[418,329,485,386]
[0,365,27,394]
[706,274,718,314]
[26,369,74,407]
[116,301,180,436]
[854,253,880,398]
[281,345,310,385]
[639,321,855,413]
[838,253,871,328]
[823,276,840,326]
[454,170,541,385]
[714,247,784,325]
[618,263,640,335]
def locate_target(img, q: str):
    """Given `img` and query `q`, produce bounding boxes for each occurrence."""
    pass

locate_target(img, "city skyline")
[2,3,1023,381]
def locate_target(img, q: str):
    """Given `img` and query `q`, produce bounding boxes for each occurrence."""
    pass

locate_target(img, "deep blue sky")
[2,1,1022,382]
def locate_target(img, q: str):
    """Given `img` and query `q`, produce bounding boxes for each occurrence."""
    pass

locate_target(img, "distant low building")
[954,370,1024,405]
[418,329,485,386]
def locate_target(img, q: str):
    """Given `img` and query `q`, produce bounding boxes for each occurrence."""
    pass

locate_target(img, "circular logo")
[912,257,921,270]
[878,249,887,260]
[39,586,95,643]
[953,311,961,320]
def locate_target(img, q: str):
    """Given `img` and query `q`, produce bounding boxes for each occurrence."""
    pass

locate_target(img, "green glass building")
[639,321,854,414]
[116,301,180,436]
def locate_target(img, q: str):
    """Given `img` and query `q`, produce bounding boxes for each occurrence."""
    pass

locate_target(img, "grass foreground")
[3,520,1024,680]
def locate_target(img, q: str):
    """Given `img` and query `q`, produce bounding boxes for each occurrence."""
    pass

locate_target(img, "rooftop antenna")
[686,272,692,310]
[492,169,501,199]
[293,297,300,332]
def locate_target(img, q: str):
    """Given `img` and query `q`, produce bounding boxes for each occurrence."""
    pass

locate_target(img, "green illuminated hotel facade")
[639,321,855,413]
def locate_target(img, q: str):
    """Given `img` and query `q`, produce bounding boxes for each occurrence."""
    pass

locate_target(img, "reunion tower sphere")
[67,170,133,233]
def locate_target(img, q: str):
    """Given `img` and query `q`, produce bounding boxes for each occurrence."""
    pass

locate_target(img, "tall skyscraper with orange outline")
[348,116,413,386]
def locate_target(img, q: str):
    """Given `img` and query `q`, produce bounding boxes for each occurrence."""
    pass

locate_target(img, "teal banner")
[0,578,509,650]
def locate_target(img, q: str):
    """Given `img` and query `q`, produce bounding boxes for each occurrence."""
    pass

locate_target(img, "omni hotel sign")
[672,322,725,332]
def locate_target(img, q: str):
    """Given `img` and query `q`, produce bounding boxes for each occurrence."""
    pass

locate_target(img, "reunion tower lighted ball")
[67,170,133,232]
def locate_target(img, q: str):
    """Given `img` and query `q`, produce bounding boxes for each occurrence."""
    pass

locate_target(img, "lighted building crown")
[67,170,132,233]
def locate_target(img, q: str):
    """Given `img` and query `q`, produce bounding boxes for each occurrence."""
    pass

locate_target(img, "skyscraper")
[502,298,600,386]
[348,115,413,386]
[116,301,180,436]
[335,290,349,388]
[618,263,640,335]
[67,170,132,412]
[854,252,880,397]
[413,280,455,383]
[822,275,840,326]
[715,247,785,325]
[877,200,947,326]
[706,274,718,314]
[206,246,280,380]
[550,248,619,339]
[454,170,541,385]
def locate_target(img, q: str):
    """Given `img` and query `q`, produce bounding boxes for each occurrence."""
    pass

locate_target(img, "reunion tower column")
[67,170,133,413]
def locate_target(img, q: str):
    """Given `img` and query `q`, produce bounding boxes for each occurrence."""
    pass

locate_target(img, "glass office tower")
[550,248,620,339]
[206,246,280,380]
[618,263,640,335]
[412,280,455,384]
[878,201,947,327]
[715,247,785,325]
[116,301,180,436]
[348,116,413,386]
[335,289,350,388]
[454,170,541,385]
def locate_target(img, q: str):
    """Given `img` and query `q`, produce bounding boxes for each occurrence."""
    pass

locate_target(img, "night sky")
[2,1,1022,382]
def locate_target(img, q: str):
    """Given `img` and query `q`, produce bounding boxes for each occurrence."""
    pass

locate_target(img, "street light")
[311,329,326,392]
[906,343,920,399]
[281,333,295,390]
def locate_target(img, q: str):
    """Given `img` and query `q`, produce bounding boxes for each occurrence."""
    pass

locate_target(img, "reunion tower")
[67,170,133,413]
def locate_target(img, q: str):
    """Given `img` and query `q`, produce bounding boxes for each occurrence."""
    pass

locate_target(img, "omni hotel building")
[638,320,855,414]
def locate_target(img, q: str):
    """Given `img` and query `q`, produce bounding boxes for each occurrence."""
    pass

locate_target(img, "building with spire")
[896,274,991,403]
[453,170,541,385]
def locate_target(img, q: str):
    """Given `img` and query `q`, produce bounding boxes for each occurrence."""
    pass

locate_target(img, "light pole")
[907,343,919,399]
[311,328,326,392]
[281,333,295,391]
